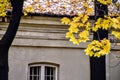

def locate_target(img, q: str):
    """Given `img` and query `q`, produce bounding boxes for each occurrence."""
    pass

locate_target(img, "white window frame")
[28,63,58,80]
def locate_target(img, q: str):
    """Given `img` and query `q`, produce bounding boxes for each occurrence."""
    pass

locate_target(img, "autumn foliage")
[61,0,120,57]
[0,0,120,57]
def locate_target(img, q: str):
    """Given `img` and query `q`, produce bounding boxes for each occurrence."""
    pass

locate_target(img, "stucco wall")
[7,16,90,80]
[0,16,120,80]
[9,46,90,80]
[106,50,120,80]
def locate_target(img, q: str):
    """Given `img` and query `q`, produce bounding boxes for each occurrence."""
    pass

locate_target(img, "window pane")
[29,64,58,80]
[45,67,50,75]
[45,66,56,80]
[51,76,54,80]
[45,76,50,80]
[30,76,32,80]
[34,67,37,75]
[29,66,41,80]
[30,67,33,75]
[34,76,37,80]
[51,68,55,75]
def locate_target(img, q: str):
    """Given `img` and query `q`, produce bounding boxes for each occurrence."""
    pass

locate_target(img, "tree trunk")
[90,1,108,80]
[0,0,24,80]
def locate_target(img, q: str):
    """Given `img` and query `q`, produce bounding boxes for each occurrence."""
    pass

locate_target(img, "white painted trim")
[28,64,59,80]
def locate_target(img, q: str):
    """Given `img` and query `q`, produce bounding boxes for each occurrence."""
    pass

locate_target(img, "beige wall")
[9,46,90,80]
[0,16,120,80]
[8,16,90,80]
[106,50,120,80]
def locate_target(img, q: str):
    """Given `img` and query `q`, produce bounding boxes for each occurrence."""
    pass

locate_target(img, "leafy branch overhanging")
[61,0,120,57]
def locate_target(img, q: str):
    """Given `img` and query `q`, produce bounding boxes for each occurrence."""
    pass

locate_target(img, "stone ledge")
[11,38,88,49]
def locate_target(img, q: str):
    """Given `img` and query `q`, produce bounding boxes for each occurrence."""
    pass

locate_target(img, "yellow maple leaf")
[86,7,93,14]
[69,26,79,33]
[83,3,89,8]
[72,17,81,22]
[79,30,89,42]
[101,19,110,30]
[61,17,71,25]
[70,22,79,28]
[98,0,112,5]
[78,14,83,18]
[82,15,89,23]
[85,22,91,30]
[112,31,120,39]
[84,38,110,57]
[79,30,89,38]
[0,0,9,17]
[70,38,79,45]
[66,32,74,38]
[111,18,120,29]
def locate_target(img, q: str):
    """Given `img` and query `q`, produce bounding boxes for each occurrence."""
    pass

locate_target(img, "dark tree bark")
[0,0,24,80]
[90,1,108,80]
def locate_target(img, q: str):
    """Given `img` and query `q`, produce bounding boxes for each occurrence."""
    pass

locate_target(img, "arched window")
[28,62,59,80]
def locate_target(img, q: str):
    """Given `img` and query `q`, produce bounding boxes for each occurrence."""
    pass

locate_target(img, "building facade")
[0,16,120,80]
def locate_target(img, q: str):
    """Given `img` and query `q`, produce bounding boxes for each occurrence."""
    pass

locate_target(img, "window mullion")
[28,64,58,80]
[37,67,39,80]
[50,67,51,80]
[39,67,41,80]
[41,65,45,80]
[55,67,57,80]
[32,67,34,80]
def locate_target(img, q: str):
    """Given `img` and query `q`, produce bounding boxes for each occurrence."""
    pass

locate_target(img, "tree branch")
[0,0,24,48]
